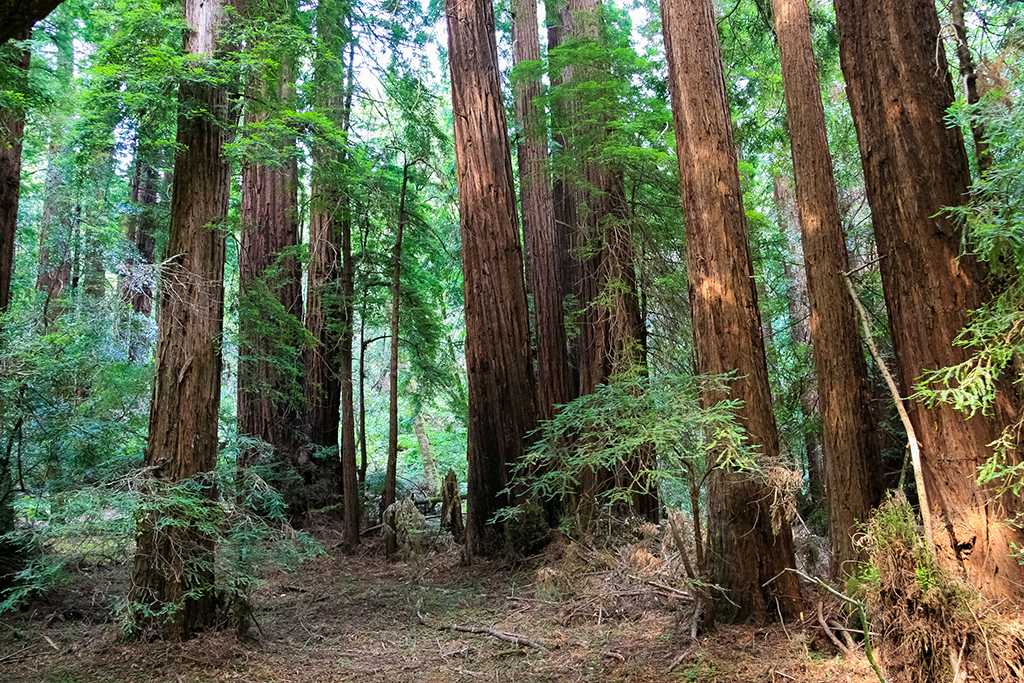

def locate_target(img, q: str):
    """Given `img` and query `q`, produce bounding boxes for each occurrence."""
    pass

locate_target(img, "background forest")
[1,0,1024,679]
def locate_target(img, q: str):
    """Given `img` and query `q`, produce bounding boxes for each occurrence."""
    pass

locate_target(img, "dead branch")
[444,623,549,650]
[818,602,854,659]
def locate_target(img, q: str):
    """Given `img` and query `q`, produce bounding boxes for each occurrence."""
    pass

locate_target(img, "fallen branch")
[418,608,549,650]
[818,601,854,659]
[444,623,549,650]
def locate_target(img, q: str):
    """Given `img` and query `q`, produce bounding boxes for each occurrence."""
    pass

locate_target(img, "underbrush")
[859,493,1024,683]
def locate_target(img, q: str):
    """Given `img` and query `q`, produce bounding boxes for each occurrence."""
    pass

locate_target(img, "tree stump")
[440,469,464,543]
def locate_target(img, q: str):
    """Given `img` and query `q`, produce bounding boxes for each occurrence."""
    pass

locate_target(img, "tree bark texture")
[661,0,802,623]
[128,0,231,641]
[835,0,1024,600]
[771,0,882,577]
[238,46,305,484]
[414,413,439,496]
[446,0,539,556]
[0,31,28,315]
[512,0,571,424]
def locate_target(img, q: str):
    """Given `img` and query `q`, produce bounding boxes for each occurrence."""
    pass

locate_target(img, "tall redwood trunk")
[551,0,655,523]
[128,0,231,641]
[512,0,570,424]
[661,0,802,623]
[308,1,358,542]
[0,30,28,315]
[238,40,305,486]
[0,30,29,558]
[835,0,1024,600]
[446,0,539,557]
[771,0,882,576]
[122,152,159,318]
[36,8,73,325]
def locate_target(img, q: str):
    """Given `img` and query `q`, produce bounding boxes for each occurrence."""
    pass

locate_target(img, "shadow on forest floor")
[0,524,878,683]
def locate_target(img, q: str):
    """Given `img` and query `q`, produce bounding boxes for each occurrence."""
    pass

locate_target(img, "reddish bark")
[835,0,1024,599]
[128,0,232,641]
[661,0,802,623]
[446,0,539,556]
[770,0,883,576]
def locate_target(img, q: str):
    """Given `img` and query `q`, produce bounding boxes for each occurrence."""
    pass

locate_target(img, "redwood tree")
[0,29,29,565]
[835,0,1024,599]
[128,0,231,641]
[446,0,538,556]
[0,30,27,315]
[661,0,802,623]
[307,0,359,544]
[512,0,571,424]
[770,0,882,577]
[238,12,305,495]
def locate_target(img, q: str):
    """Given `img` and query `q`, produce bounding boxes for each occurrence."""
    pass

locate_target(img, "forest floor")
[0,523,880,683]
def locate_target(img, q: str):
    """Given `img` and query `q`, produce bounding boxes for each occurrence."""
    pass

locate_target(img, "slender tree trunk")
[950,0,990,176]
[414,413,439,496]
[358,316,369,486]
[337,36,359,545]
[512,0,570,424]
[771,0,883,577]
[238,25,305,496]
[127,0,231,641]
[835,0,1024,600]
[446,0,539,557]
[36,7,73,326]
[661,0,802,624]
[121,150,159,317]
[383,163,411,511]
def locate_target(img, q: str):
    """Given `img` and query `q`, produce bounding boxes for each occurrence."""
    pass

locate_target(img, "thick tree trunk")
[127,0,231,642]
[0,0,61,45]
[238,41,305,491]
[308,1,359,544]
[446,0,539,557]
[771,0,882,577]
[0,30,28,315]
[512,0,571,424]
[661,0,802,624]
[552,0,655,523]
[384,163,410,511]
[835,0,1024,600]
[0,32,25,552]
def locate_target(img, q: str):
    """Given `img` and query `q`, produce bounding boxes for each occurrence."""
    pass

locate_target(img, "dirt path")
[0,533,878,682]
